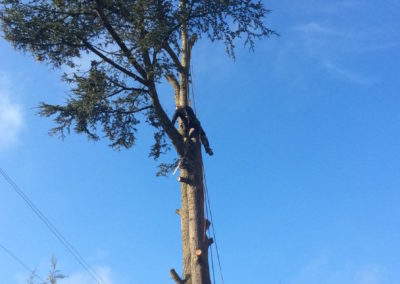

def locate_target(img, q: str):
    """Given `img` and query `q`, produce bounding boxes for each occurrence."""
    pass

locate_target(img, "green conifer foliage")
[0,0,275,162]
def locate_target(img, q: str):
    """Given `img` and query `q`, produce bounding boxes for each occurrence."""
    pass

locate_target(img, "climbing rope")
[210,241,217,284]
[190,64,199,115]
[203,167,225,284]
[190,63,225,284]
[203,160,216,284]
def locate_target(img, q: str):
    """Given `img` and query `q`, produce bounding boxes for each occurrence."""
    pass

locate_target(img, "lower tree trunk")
[180,171,191,281]
[175,137,211,284]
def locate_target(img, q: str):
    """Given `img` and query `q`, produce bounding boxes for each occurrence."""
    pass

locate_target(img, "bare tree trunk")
[176,133,211,284]
[172,2,212,283]
[184,143,211,284]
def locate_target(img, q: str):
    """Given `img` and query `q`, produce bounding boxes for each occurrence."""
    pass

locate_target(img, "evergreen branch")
[94,0,147,79]
[148,83,184,156]
[163,43,184,73]
[81,38,148,85]
[16,2,93,17]
[106,105,152,114]
[142,49,153,75]
[105,76,148,93]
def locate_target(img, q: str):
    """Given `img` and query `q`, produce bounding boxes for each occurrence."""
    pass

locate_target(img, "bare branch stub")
[170,269,184,284]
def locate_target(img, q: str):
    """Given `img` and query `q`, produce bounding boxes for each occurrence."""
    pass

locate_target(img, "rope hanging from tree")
[190,63,225,284]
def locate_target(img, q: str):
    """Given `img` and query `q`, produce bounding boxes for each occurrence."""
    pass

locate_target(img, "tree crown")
[0,0,275,169]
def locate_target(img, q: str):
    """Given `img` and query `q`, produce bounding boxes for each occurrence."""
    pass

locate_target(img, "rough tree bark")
[169,3,212,282]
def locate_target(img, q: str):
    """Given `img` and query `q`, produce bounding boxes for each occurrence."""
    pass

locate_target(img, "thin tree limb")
[163,43,185,73]
[170,269,183,284]
[81,39,148,85]
[94,0,147,79]
[106,105,152,114]
[105,76,148,93]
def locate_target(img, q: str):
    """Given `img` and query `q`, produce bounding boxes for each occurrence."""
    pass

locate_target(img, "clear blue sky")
[1,0,399,283]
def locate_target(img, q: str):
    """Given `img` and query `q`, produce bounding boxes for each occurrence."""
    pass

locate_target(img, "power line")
[0,167,106,284]
[0,242,45,282]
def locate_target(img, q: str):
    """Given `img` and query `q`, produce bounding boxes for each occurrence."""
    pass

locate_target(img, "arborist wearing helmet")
[171,106,213,156]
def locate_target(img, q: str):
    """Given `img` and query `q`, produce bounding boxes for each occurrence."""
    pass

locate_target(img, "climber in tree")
[171,106,213,156]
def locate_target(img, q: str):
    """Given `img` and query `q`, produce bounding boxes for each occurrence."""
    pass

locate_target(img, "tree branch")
[106,105,152,114]
[17,2,93,17]
[163,43,185,73]
[165,73,180,101]
[142,48,153,77]
[187,33,197,64]
[105,76,148,93]
[81,39,148,85]
[170,269,183,284]
[94,0,147,79]
[148,83,184,156]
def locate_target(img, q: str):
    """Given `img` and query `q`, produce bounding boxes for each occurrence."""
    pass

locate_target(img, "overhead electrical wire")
[0,242,45,282]
[0,167,106,284]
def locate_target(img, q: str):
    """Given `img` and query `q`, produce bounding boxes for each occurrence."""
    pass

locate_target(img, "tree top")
[0,0,275,169]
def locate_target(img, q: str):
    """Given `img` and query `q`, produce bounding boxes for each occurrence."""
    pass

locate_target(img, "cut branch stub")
[178,176,192,185]
[170,269,183,284]
[205,219,211,231]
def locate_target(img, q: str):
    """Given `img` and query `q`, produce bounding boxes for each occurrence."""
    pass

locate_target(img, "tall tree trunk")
[183,143,211,284]
[173,2,212,283]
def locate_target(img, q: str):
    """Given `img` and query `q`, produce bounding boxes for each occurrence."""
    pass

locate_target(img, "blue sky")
[1,0,399,283]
